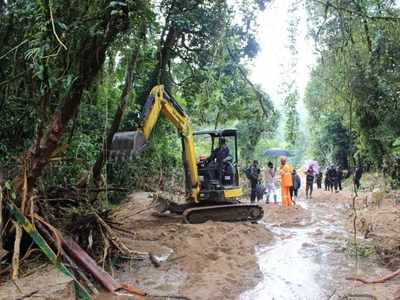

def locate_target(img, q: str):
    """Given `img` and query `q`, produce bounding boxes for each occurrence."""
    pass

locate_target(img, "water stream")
[241,194,395,300]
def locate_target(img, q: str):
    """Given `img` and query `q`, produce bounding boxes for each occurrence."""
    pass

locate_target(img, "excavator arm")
[110,85,200,202]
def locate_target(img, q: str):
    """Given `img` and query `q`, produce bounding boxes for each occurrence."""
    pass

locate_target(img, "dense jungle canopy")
[304,0,400,184]
[0,0,399,198]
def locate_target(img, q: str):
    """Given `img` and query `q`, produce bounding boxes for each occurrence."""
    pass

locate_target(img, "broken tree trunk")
[60,235,121,292]
[59,233,145,296]
[35,222,99,295]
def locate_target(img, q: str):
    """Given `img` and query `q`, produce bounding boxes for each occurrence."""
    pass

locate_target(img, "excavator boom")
[111,85,200,202]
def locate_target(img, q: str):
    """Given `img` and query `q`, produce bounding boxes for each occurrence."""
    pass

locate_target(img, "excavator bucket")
[110,131,147,160]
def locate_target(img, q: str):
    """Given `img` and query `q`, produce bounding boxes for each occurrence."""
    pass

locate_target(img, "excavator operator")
[206,137,232,183]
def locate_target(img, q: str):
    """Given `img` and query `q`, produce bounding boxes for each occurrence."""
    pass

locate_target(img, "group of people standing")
[247,156,301,207]
[322,165,343,192]
[247,158,363,206]
[207,137,363,204]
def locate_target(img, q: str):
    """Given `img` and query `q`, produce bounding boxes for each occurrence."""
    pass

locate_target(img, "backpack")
[244,166,252,180]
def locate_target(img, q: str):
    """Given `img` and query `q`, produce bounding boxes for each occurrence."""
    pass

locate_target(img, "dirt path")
[113,192,273,300]
[242,187,400,300]
[109,186,400,300]
[4,181,400,299]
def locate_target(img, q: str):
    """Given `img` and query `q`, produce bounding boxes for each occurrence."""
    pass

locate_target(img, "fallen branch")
[346,268,400,284]
[61,234,121,292]
[15,290,39,300]
[99,225,110,270]
[108,224,136,237]
[11,221,22,280]
[340,294,377,300]
[34,214,63,259]
[120,283,146,297]
[166,255,186,264]
[95,212,146,258]
[145,294,191,300]
[36,222,99,295]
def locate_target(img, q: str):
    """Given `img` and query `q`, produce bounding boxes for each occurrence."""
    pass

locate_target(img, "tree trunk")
[92,41,143,187]
[16,17,123,197]
[137,25,179,106]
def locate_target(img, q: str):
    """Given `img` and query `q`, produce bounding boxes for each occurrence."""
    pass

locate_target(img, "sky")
[249,0,317,110]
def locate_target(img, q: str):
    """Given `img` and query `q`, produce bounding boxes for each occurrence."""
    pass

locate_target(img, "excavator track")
[182,204,264,224]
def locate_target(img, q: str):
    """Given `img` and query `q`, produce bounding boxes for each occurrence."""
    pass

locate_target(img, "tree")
[0,0,278,200]
[304,0,400,177]
[284,87,300,146]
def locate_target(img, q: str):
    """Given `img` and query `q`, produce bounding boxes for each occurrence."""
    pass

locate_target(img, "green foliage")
[0,0,277,194]
[283,88,300,147]
[346,240,376,258]
[307,114,350,168]
[304,0,400,177]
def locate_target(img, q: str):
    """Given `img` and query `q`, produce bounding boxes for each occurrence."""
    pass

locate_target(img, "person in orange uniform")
[280,156,293,207]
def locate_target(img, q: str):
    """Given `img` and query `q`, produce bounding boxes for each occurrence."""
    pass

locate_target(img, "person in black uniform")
[316,171,323,189]
[337,167,343,191]
[305,167,315,199]
[206,137,231,183]
[354,163,364,193]
[327,165,338,192]
[324,169,330,191]
[249,160,261,203]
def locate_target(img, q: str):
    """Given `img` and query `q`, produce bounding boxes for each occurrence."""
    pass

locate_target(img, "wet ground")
[112,192,273,300]
[241,189,400,300]
[4,188,400,299]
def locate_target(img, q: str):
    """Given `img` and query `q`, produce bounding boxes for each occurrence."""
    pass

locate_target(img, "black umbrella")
[264,148,290,157]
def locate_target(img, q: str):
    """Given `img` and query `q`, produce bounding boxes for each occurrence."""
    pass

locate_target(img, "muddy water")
[241,193,398,300]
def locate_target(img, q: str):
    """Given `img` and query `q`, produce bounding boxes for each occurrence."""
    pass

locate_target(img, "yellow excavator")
[110,85,263,223]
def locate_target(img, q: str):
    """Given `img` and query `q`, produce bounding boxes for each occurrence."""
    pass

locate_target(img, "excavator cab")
[194,129,242,202]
